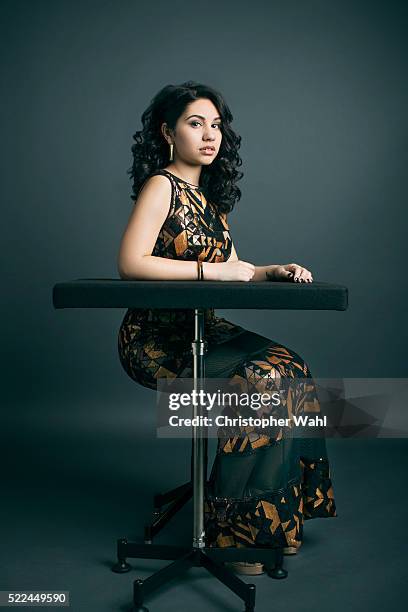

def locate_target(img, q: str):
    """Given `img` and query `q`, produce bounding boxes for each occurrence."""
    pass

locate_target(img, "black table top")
[52,279,348,311]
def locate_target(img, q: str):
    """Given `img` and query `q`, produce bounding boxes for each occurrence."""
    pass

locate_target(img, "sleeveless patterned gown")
[118,168,337,550]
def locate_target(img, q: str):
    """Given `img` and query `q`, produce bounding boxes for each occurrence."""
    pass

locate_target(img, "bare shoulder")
[139,173,173,199]
[133,173,173,217]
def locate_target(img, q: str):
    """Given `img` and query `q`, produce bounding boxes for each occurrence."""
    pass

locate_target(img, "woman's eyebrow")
[186,114,221,121]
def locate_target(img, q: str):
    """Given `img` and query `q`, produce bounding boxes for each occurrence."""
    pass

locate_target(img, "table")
[53,279,348,612]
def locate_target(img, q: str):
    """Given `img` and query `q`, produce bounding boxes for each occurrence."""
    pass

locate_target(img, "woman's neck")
[164,162,201,186]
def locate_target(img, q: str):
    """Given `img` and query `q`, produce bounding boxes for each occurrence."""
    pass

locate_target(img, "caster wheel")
[112,560,131,573]
[266,566,288,579]
[144,539,152,544]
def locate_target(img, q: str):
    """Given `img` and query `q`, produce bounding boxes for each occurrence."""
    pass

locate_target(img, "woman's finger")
[298,268,310,283]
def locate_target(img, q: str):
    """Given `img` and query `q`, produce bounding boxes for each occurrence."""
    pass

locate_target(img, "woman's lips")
[200,148,215,155]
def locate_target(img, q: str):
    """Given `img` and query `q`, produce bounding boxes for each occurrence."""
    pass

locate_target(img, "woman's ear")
[161,122,172,145]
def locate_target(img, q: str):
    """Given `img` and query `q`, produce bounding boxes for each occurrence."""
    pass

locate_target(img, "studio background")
[1,1,407,611]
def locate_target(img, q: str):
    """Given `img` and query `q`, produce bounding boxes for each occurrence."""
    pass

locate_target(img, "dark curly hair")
[127,80,243,214]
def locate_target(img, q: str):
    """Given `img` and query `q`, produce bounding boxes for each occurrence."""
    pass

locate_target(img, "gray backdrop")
[1,2,407,610]
[2,0,407,411]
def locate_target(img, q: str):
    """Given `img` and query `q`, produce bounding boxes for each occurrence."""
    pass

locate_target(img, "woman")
[117,81,336,575]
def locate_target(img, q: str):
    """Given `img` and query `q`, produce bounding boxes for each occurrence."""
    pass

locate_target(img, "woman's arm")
[118,187,255,281]
[224,215,312,282]
[227,241,277,282]
[118,175,199,280]
[250,265,279,282]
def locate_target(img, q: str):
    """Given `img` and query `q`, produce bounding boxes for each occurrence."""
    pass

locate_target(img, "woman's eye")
[190,121,222,129]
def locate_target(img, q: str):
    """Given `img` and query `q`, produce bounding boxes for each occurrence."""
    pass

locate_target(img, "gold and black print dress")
[118,168,337,550]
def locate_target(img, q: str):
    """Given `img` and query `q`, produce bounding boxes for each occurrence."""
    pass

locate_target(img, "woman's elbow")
[118,266,129,280]
[117,260,129,279]
[117,253,128,279]
[117,256,146,280]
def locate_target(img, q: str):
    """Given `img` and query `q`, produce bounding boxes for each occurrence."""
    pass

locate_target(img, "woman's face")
[166,98,223,166]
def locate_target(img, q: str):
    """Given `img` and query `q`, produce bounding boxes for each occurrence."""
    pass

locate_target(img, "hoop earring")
[169,143,174,161]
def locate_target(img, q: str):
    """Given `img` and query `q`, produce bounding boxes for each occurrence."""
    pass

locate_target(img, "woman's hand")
[266,263,313,283]
[203,260,255,281]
